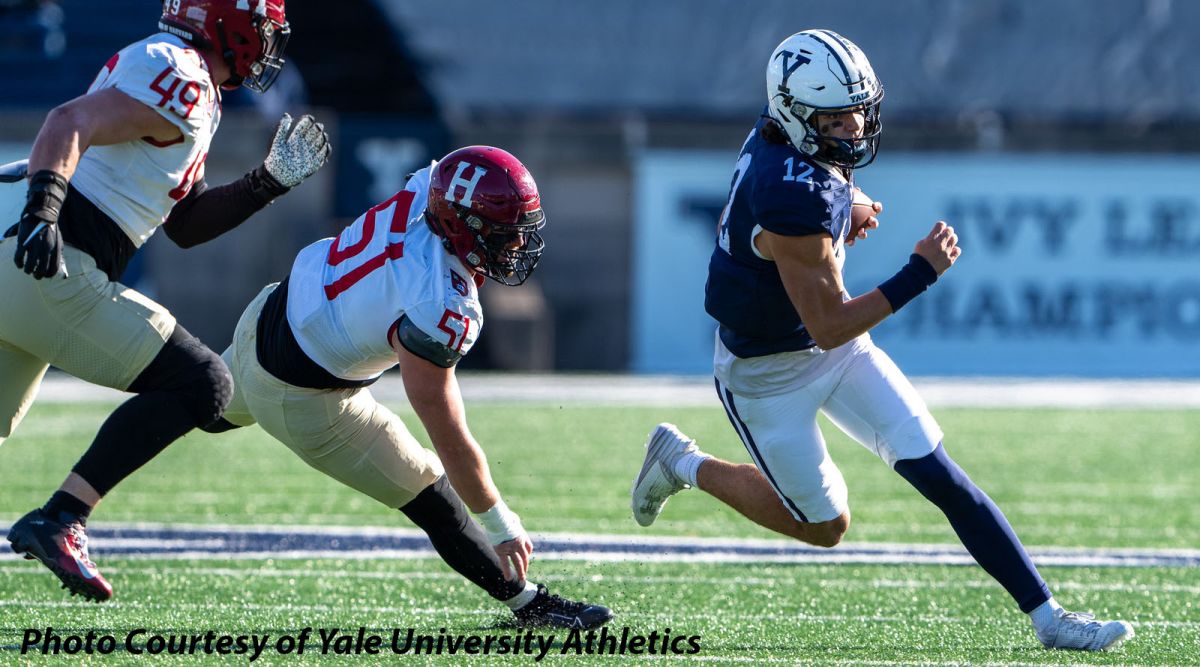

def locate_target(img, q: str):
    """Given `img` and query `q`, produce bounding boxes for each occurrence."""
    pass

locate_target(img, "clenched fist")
[914,221,961,275]
[11,170,68,280]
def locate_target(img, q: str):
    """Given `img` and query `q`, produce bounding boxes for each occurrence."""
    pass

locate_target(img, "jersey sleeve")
[399,295,483,367]
[106,40,213,139]
[753,177,842,237]
[393,315,461,368]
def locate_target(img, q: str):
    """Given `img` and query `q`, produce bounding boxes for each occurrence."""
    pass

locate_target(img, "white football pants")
[714,334,942,523]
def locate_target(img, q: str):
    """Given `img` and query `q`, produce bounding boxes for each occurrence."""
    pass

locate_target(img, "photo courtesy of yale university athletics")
[4,0,1191,663]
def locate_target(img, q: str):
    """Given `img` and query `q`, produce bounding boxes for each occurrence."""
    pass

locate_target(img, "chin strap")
[214,19,244,88]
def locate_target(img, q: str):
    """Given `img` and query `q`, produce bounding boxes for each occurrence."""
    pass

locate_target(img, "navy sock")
[894,443,1051,613]
[43,490,92,524]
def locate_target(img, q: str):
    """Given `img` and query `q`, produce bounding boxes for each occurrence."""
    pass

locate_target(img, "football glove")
[261,113,331,189]
[11,170,68,279]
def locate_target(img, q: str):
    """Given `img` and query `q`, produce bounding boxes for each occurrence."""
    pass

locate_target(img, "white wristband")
[474,499,524,546]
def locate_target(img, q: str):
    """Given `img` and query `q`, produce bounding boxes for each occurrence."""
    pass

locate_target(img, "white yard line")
[0,522,1194,569]
[32,372,1200,408]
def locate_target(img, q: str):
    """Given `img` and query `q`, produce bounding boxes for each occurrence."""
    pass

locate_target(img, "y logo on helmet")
[446,161,488,207]
[774,50,812,89]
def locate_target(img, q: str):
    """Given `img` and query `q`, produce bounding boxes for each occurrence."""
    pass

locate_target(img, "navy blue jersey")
[704,115,853,358]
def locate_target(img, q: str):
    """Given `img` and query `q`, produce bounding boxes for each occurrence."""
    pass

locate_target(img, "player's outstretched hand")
[914,221,961,275]
[262,113,331,188]
[494,533,534,583]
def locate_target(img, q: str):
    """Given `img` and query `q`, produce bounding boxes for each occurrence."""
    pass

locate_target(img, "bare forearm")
[28,106,88,179]
[806,289,893,350]
[433,436,502,513]
[408,389,502,513]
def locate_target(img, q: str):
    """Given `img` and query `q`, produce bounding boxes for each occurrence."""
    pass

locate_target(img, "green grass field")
[2,400,1199,665]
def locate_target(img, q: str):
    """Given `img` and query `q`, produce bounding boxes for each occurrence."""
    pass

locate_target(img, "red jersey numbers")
[168,151,206,201]
[150,66,203,119]
[323,190,414,300]
[436,310,471,353]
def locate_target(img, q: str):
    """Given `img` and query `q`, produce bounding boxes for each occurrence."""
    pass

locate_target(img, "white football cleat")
[631,423,697,527]
[1036,609,1134,651]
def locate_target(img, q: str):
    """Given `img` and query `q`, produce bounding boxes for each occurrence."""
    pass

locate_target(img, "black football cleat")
[513,584,614,629]
[7,508,112,602]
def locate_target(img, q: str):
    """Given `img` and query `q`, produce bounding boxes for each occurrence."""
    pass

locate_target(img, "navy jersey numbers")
[705,117,853,358]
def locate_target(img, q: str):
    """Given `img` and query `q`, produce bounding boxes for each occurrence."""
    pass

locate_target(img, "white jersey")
[287,165,483,381]
[71,33,220,247]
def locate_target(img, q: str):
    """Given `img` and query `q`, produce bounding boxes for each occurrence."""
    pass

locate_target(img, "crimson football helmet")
[158,0,289,92]
[425,147,546,287]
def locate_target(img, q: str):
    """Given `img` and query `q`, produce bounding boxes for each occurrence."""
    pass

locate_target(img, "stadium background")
[1,3,1199,664]
[3,0,1198,376]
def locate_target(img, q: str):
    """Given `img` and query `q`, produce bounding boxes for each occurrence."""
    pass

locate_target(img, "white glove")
[262,113,331,188]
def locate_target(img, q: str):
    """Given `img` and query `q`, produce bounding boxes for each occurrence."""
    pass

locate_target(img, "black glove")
[12,170,68,279]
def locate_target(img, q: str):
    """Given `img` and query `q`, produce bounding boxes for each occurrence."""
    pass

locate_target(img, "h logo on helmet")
[445,161,488,208]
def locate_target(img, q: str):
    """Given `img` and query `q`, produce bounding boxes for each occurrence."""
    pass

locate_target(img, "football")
[851,187,876,224]
[847,187,879,245]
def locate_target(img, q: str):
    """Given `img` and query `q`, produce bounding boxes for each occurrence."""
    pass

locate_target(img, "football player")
[2,0,328,601]
[631,30,1133,651]
[203,146,613,629]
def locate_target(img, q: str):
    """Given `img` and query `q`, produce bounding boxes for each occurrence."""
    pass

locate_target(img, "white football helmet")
[765,29,884,168]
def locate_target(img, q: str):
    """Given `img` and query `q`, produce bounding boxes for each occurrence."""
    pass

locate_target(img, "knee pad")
[127,324,233,428]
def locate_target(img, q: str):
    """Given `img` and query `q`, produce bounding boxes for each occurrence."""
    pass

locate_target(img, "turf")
[2,559,1196,665]
[1,401,1198,665]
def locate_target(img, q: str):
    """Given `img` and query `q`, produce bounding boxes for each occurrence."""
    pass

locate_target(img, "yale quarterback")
[632,29,1133,651]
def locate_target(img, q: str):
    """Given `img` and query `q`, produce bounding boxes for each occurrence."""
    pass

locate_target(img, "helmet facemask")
[215,12,289,92]
[462,206,546,287]
[429,204,546,287]
[793,97,883,169]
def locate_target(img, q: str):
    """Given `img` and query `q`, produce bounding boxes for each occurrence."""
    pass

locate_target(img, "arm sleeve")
[162,166,289,248]
[398,294,482,364]
[393,315,462,368]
